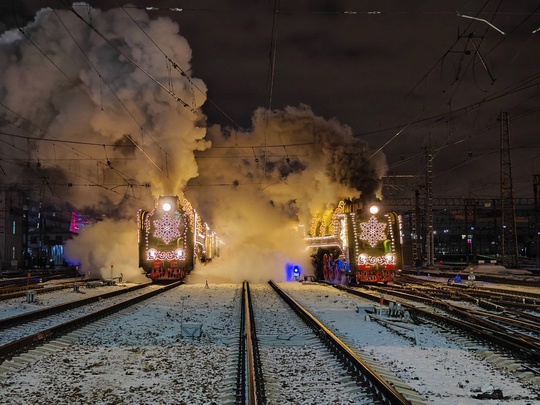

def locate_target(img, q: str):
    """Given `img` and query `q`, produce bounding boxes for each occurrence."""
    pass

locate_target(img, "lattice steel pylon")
[425,148,434,268]
[534,174,540,268]
[499,112,519,268]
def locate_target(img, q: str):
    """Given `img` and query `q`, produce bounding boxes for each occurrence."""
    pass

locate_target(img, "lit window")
[12,220,16,235]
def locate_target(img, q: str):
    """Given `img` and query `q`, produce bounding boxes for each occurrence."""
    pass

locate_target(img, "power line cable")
[10,0,71,81]
[262,0,280,183]
[0,130,136,147]
[52,9,166,173]
[57,0,198,114]
[114,1,248,133]
[1,6,167,182]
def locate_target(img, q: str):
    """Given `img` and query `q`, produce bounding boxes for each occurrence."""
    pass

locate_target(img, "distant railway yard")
[0,273,539,404]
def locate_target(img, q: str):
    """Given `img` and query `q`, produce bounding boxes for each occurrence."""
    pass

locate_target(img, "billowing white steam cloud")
[0,4,206,281]
[0,4,386,283]
[189,105,387,283]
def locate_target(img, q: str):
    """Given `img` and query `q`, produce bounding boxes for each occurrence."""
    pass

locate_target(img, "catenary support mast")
[500,112,519,268]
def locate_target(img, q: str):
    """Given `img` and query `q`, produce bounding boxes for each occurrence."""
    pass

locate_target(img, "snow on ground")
[0,283,241,405]
[0,280,539,404]
[279,282,539,405]
[0,281,143,319]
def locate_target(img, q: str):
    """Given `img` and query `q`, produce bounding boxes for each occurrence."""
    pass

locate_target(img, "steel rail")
[337,285,540,364]
[0,284,66,301]
[235,282,247,404]
[268,280,411,405]
[0,281,182,363]
[0,282,152,329]
[244,282,267,404]
[244,282,257,405]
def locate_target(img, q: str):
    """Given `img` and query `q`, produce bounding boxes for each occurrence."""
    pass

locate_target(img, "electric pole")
[499,112,519,268]
[425,148,434,268]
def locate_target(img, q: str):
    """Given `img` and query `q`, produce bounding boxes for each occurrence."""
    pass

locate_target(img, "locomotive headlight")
[162,202,172,212]
[385,253,395,264]
[175,248,185,259]
[148,248,157,259]
[369,205,379,215]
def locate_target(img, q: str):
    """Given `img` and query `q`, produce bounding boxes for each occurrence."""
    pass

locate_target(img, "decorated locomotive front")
[306,198,403,284]
[352,204,399,283]
[138,196,195,282]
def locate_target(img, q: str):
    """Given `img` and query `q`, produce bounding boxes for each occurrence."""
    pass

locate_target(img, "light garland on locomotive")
[138,195,223,283]
[304,199,402,283]
[358,215,387,248]
[142,197,188,262]
[354,205,396,270]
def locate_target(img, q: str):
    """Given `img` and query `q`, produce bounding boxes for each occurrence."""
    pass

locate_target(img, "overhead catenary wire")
[3,3,287,195]
[3,5,169,181]
[11,0,71,81]
[0,130,136,147]
[57,0,197,114]
[3,2,539,196]
[363,0,538,167]
[51,9,166,173]
[356,71,540,139]
[115,0,248,133]
[2,5,168,185]
[262,0,280,181]
[0,121,151,199]
[86,3,540,191]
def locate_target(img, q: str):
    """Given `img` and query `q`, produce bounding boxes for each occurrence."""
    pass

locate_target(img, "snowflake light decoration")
[153,212,181,244]
[359,216,387,247]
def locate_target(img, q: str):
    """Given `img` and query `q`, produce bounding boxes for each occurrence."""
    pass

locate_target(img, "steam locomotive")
[306,198,403,284]
[137,196,221,282]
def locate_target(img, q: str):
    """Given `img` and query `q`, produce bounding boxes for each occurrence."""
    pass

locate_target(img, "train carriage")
[306,198,403,284]
[138,196,220,282]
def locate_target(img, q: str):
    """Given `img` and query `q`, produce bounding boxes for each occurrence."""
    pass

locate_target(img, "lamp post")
[110,261,114,281]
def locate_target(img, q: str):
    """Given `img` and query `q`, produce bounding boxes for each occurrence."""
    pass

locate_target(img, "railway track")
[0,282,178,367]
[0,278,109,301]
[0,282,153,331]
[0,281,536,403]
[337,283,540,377]
[238,281,420,404]
[398,269,540,287]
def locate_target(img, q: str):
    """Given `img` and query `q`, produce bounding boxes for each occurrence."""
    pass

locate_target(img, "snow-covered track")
[0,282,179,364]
[243,281,417,405]
[0,282,152,330]
[338,284,540,373]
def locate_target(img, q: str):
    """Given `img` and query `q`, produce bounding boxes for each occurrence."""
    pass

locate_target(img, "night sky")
[1,1,539,201]
[126,1,540,198]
